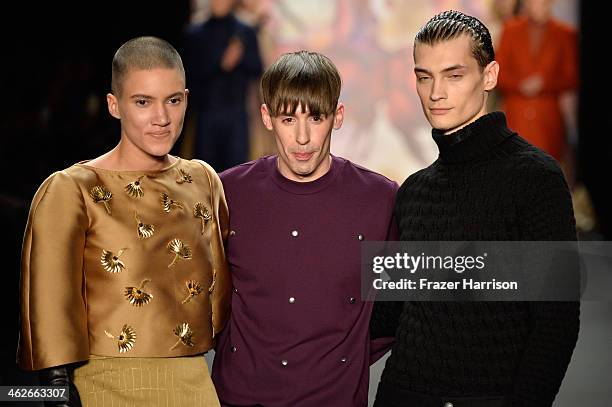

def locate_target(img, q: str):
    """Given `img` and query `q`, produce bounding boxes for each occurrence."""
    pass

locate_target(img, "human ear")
[261,104,273,130]
[333,102,345,130]
[106,93,121,119]
[483,61,499,92]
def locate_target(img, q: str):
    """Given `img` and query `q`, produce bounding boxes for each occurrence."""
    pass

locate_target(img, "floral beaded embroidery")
[134,212,155,239]
[193,202,212,234]
[167,239,192,268]
[125,177,145,198]
[104,324,136,353]
[170,323,195,349]
[181,280,204,304]
[125,279,153,306]
[161,193,183,213]
[176,168,193,184]
[89,185,112,214]
[101,248,128,274]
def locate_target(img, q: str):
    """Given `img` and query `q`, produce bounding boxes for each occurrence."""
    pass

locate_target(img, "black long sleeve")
[377,112,580,406]
[370,300,403,339]
[510,157,580,407]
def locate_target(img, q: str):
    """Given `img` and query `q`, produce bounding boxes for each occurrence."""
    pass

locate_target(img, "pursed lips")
[429,107,452,115]
[293,152,314,160]
[147,130,171,137]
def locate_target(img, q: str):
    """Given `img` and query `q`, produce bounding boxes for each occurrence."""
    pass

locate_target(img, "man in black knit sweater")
[371,10,579,407]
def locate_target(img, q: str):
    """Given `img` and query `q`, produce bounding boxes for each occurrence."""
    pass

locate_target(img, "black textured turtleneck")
[371,112,580,406]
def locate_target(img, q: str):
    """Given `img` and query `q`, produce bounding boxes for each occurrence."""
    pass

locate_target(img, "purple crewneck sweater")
[212,155,397,407]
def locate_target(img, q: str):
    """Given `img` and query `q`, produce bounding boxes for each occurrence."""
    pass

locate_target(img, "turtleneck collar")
[432,111,516,165]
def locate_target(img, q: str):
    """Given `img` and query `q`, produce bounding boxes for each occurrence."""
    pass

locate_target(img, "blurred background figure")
[185,0,263,171]
[496,0,578,167]
[485,0,521,113]
[494,0,594,236]
[488,0,522,42]
[234,0,278,161]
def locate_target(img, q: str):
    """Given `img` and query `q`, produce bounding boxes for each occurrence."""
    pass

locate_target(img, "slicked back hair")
[261,51,342,117]
[111,36,185,96]
[415,10,495,69]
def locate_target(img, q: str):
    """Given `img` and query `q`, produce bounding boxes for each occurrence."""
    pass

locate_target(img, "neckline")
[75,157,182,175]
[269,155,341,195]
[432,112,515,165]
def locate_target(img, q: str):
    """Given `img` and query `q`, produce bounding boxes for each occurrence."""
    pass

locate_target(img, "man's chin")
[429,118,451,131]
[431,121,461,135]
[291,166,314,177]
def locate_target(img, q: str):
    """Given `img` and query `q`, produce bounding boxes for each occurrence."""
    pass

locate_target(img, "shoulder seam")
[63,168,91,230]
[348,160,398,185]
[193,160,216,210]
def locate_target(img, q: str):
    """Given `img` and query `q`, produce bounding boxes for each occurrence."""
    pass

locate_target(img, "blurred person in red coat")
[496,0,578,164]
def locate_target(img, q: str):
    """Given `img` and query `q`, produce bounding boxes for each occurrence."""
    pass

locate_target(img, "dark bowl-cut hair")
[414,10,495,69]
[111,36,185,96]
[260,51,342,117]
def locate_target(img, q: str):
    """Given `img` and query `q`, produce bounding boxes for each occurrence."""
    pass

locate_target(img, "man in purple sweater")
[211,51,398,406]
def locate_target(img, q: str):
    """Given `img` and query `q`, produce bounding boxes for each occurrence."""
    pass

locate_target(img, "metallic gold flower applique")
[167,238,192,268]
[125,176,144,198]
[161,193,183,213]
[176,168,193,184]
[89,186,112,215]
[193,202,212,234]
[181,280,204,304]
[170,322,195,350]
[124,279,153,306]
[105,324,136,353]
[101,248,128,274]
[134,212,155,239]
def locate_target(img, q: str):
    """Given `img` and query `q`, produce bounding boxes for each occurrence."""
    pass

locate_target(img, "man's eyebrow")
[277,112,325,117]
[441,64,467,73]
[414,65,468,74]
[129,94,153,99]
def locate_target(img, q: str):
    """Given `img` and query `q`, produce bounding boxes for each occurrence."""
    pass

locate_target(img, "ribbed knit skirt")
[73,354,220,407]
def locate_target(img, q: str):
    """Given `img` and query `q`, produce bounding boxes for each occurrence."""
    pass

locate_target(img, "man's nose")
[296,121,310,145]
[430,78,447,101]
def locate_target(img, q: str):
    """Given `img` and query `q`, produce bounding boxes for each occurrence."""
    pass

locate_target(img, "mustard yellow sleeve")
[195,160,231,337]
[18,170,89,370]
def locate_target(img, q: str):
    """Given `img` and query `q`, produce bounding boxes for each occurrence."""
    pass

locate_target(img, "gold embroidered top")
[18,158,230,370]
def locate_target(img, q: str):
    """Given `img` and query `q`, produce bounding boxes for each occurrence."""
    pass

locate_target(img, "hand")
[221,37,244,72]
[519,75,544,97]
[38,365,82,407]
